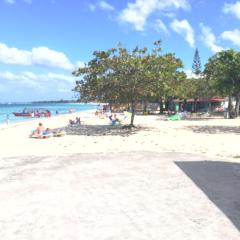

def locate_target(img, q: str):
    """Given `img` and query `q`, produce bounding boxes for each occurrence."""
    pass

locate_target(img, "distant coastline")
[0,100,102,105]
[31,100,78,104]
[0,100,78,105]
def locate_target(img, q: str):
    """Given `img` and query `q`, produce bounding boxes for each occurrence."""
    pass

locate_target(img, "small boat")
[13,108,51,117]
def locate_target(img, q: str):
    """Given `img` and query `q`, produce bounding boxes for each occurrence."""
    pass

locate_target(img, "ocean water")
[0,103,98,125]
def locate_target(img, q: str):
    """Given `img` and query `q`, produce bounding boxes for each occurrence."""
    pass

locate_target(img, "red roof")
[174,96,225,103]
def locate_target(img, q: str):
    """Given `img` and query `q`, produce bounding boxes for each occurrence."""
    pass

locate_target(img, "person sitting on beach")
[109,113,121,125]
[109,114,113,122]
[30,123,52,138]
[69,117,81,126]
[75,117,81,125]
[35,122,45,133]
[69,119,75,125]
[113,114,121,124]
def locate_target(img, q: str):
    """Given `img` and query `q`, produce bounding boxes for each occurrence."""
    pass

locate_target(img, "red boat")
[13,108,51,117]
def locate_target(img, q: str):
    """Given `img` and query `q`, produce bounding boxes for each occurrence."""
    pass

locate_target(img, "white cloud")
[0,43,31,65]
[88,3,96,12]
[0,67,83,100]
[170,19,195,47]
[221,29,240,46]
[184,69,192,78]
[0,42,74,70]
[184,69,202,79]
[4,0,32,3]
[200,24,225,53]
[4,0,15,4]
[0,71,74,83]
[31,47,73,69]
[0,83,7,93]
[119,0,190,31]
[99,1,114,11]
[0,71,75,96]
[76,61,85,68]
[0,71,16,81]
[163,12,176,18]
[223,1,240,19]
[46,72,74,83]
[155,19,169,34]
[88,1,114,12]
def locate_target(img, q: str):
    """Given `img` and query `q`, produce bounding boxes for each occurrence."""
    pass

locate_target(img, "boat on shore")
[13,108,51,117]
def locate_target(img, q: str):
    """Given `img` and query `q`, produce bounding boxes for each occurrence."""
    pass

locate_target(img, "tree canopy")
[73,43,240,123]
[204,49,240,116]
[192,48,202,75]
[73,41,186,126]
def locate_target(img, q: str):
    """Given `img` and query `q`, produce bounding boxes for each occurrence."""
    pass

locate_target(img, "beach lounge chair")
[30,131,53,139]
[167,112,188,121]
[167,114,180,121]
[53,129,66,137]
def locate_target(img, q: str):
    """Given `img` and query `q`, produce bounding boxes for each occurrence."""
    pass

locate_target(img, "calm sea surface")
[0,103,98,125]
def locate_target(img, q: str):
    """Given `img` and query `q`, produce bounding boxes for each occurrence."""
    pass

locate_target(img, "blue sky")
[0,0,240,102]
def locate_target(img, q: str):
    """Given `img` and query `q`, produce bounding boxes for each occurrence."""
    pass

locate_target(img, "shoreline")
[0,102,98,128]
[0,111,240,160]
[0,109,96,131]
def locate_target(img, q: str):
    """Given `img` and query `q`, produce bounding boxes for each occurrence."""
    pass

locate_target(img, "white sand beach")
[0,111,240,159]
[0,111,240,239]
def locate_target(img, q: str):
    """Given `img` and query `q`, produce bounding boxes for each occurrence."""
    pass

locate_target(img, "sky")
[0,0,240,102]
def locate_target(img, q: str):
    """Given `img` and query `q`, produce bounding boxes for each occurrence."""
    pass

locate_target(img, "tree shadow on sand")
[60,124,145,137]
[175,161,240,231]
[187,125,240,134]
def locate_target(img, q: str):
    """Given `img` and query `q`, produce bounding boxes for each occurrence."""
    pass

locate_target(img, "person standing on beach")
[5,114,10,124]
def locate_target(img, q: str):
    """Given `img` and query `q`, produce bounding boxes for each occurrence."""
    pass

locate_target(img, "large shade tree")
[73,41,186,126]
[145,41,186,113]
[204,49,240,117]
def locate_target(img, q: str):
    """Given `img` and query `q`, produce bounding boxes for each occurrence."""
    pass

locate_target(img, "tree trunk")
[130,100,135,127]
[194,98,197,112]
[165,100,169,112]
[234,94,240,117]
[127,103,130,111]
[183,99,187,111]
[228,95,233,118]
[142,99,147,114]
[167,97,174,112]
[109,100,113,112]
[158,97,164,114]
[208,101,211,112]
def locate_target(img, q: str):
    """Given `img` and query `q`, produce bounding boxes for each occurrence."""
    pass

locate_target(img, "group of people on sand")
[30,123,65,138]
[95,104,109,118]
[95,105,130,125]
[69,117,81,126]
[30,116,81,139]
[108,113,121,125]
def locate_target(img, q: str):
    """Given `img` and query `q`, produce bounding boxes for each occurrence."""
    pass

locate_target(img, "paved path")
[0,152,239,239]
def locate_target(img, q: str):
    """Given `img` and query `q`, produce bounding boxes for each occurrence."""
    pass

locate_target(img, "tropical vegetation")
[73,41,240,125]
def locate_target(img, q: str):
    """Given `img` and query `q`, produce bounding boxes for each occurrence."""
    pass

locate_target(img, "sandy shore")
[0,112,240,239]
[0,111,240,159]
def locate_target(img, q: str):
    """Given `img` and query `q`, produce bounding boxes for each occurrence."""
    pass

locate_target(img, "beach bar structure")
[173,96,225,112]
[110,96,226,113]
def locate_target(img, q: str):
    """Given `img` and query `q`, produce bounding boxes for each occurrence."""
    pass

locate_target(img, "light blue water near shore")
[0,103,98,125]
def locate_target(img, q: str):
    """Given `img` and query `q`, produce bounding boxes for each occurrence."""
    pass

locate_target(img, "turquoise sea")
[0,103,98,125]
